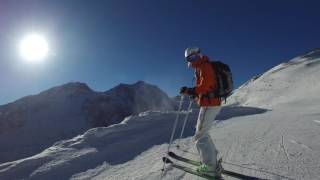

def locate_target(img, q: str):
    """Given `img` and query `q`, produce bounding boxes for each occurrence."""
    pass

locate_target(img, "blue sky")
[0,0,319,105]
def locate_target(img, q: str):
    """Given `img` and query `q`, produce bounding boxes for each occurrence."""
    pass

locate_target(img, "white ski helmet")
[184,47,201,58]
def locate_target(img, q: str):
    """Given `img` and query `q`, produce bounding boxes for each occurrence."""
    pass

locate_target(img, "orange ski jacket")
[190,56,221,107]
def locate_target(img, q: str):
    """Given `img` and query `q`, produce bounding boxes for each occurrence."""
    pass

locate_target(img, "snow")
[1,49,320,179]
[0,110,199,180]
[0,81,174,163]
[227,49,320,108]
[3,103,317,180]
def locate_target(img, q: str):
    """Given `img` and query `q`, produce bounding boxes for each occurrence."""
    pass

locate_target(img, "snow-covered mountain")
[227,48,320,108]
[0,81,174,163]
[1,49,320,180]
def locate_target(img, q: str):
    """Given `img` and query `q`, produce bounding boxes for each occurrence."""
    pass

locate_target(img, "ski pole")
[160,95,184,178]
[176,97,193,149]
[167,95,184,151]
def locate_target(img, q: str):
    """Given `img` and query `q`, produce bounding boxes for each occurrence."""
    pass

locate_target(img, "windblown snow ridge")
[227,49,320,107]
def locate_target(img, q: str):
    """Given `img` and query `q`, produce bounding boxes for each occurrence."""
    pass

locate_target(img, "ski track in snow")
[313,120,320,124]
[289,139,313,151]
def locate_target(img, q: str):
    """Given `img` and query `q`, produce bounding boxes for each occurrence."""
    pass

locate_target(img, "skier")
[180,47,222,178]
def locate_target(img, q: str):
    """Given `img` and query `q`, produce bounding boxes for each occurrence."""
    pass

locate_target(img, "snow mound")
[227,49,320,107]
[0,81,174,163]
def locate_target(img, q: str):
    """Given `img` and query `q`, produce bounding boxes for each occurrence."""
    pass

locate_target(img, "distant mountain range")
[0,81,175,163]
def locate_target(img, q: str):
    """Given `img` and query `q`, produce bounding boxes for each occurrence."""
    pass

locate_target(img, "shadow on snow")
[217,105,269,120]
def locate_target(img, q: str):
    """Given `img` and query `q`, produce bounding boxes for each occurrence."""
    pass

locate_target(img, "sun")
[19,33,49,62]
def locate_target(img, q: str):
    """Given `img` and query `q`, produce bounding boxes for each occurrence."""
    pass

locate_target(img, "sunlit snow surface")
[227,49,320,108]
[1,50,320,179]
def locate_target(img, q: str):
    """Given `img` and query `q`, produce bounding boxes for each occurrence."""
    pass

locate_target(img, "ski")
[168,151,201,166]
[168,151,265,180]
[162,157,222,180]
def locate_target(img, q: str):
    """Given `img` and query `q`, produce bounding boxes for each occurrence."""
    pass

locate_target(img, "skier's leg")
[196,134,218,169]
[194,106,221,171]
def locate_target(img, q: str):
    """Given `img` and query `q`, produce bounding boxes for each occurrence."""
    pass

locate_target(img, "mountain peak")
[134,81,147,85]
[60,82,91,90]
[108,81,154,92]
[40,82,93,98]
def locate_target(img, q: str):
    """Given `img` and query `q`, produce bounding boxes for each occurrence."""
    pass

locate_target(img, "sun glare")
[19,33,49,62]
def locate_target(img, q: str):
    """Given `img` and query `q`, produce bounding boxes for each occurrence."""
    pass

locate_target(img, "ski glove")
[180,87,196,96]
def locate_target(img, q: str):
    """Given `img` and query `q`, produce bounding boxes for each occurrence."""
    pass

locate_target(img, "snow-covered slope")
[1,102,318,180]
[228,49,320,107]
[0,81,174,163]
[0,110,199,180]
[1,50,320,180]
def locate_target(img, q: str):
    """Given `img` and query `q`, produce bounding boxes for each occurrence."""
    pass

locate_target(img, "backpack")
[210,61,233,100]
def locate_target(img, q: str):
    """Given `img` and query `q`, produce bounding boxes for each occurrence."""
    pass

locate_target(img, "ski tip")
[162,157,173,164]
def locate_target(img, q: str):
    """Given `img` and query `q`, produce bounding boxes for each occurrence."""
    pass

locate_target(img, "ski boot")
[196,159,223,180]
